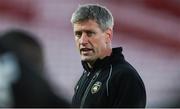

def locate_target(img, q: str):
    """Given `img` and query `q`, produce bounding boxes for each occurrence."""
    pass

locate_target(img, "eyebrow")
[74,29,95,33]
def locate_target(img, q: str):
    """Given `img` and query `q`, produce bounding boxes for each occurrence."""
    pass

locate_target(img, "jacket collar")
[81,47,124,73]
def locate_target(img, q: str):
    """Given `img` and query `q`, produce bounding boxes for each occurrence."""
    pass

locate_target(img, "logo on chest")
[91,81,102,94]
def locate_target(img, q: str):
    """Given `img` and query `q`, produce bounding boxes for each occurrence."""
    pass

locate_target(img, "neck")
[100,48,112,59]
[87,48,112,68]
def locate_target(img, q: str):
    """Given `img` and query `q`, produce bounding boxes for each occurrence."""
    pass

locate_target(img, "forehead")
[73,20,100,31]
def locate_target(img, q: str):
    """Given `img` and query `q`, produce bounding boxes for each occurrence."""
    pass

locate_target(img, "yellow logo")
[91,81,102,94]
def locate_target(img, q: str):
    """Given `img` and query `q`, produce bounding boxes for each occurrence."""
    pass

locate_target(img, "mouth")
[80,48,93,54]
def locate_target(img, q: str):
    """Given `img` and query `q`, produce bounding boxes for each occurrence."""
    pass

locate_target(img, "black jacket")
[72,47,146,108]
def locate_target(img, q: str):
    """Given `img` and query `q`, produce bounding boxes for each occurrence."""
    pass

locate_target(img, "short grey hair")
[71,4,114,31]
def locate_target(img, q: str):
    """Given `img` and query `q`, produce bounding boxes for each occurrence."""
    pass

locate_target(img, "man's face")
[73,20,112,62]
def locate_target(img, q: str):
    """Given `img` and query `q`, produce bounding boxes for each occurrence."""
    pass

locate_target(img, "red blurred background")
[0,0,179,107]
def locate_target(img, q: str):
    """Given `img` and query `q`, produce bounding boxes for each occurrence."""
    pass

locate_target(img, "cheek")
[75,39,79,47]
[92,40,105,53]
[96,38,107,48]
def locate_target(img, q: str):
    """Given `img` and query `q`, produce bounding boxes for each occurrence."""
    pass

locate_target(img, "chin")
[81,58,91,62]
[81,57,93,62]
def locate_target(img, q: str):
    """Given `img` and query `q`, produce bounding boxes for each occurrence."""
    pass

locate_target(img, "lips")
[80,48,93,54]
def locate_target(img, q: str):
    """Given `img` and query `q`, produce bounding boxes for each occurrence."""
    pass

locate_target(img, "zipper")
[80,69,101,108]
[72,71,88,105]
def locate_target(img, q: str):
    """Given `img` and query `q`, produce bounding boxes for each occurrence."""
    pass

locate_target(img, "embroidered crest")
[91,81,102,94]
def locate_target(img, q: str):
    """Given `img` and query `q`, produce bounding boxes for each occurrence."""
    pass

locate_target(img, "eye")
[74,31,82,38]
[86,31,96,37]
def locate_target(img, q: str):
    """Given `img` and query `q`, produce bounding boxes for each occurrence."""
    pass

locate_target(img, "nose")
[79,32,88,45]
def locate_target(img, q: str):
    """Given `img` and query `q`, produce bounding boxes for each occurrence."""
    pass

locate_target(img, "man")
[71,4,146,108]
[0,29,70,107]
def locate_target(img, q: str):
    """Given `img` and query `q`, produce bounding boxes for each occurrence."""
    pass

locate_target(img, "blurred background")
[0,0,179,107]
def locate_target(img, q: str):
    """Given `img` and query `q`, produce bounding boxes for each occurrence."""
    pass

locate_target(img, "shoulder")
[112,60,138,77]
[110,60,144,86]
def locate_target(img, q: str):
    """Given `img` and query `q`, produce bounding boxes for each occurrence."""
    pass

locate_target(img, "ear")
[105,28,113,43]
